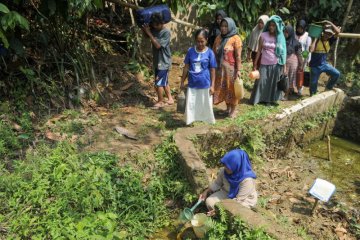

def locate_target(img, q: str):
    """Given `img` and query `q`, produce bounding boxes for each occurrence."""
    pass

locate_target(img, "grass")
[0,135,192,239]
[205,206,275,240]
[215,104,280,127]
[258,196,270,208]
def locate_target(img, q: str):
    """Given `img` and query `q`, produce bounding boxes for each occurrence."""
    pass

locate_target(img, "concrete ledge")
[219,200,302,240]
[275,88,345,120]
[174,126,210,193]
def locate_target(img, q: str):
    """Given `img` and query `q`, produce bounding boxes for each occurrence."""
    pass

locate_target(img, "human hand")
[206,210,216,216]
[141,23,151,36]
[180,82,185,90]
[209,86,214,95]
[199,190,208,201]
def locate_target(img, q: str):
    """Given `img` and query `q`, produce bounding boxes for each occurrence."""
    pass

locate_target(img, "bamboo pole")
[106,0,199,29]
[338,33,360,38]
[327,135,332,161]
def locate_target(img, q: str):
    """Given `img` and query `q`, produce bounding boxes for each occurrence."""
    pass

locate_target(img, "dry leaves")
[335,224,348,240]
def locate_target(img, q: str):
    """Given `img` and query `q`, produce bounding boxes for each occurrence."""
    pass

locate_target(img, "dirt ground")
[41,53,358,240]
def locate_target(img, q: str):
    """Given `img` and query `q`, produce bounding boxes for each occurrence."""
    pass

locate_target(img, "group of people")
[142,10,341,127]
[141,11,342,213]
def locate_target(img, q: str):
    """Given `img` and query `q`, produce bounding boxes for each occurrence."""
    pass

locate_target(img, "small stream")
[305,136,360,207]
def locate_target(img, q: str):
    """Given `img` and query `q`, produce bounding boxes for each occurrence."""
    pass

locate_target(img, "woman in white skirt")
[180,29,217,125]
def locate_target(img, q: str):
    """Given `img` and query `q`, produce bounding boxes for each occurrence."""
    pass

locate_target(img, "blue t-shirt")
[184,47,217,89]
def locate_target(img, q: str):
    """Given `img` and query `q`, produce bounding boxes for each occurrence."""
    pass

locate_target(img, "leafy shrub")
[0,136,191,239]
[206,206,274,240]
[0,120,21,160]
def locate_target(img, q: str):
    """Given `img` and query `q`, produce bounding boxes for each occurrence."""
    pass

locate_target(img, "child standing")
[142,13,174,108]
[180,29,217,125]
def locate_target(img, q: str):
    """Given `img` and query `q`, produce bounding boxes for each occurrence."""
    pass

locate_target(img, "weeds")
[197,125,265,168]
[215,104,279,127]
[0,134,191,239]
[206,206,275,239]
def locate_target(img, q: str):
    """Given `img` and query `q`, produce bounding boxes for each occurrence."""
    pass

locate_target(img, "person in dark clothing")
[208,10,227,48]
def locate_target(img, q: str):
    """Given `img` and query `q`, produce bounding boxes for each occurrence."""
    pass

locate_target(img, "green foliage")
[216,104,279,127]
[206,206,275,239]
[198,125,265,168]
[301,107,338,132]
[0,135,191,239]
[0,3,29,48]
[0,120,21,160]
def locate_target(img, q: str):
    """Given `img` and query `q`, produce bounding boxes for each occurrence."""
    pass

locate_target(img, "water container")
[249,70,260,80]
[308,24,323,38]
[296,70,304,89]
[303,71,310,87]
[191,213,210,238]
[234,77,244,99]
[135,5,171,27]
[177,91,186,113]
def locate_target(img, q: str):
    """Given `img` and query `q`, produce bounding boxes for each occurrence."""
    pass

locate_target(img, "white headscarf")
[247,15,269,52]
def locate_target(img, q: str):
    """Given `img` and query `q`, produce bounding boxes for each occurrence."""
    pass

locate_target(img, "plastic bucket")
[303,71,310,87]
[191,213,210,238]
[176,91,186,113]
[308,24,323,38]
[249,70,260,80]
[296,70,304,88]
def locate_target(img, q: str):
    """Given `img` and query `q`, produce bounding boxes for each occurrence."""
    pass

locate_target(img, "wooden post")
[311,199,319,215]
[327,135,332,161]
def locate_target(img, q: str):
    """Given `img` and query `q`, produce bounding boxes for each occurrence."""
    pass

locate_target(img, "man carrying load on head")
[309,21,341,96]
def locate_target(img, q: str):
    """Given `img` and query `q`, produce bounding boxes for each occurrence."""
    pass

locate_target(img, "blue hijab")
[220,149,256,199]
[263,15,287,65]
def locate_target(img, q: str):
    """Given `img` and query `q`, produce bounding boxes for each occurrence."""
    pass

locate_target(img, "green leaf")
[0,29,9,48]
[13,12,29,31]
[235,1,244,11]
[48,0,56,16]
[0,3,10,14]
[93,0,103,9]
[18,134,30,139]
[9,37,24,56]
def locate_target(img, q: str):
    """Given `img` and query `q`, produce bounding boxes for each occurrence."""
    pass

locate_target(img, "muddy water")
[305,136,360,207]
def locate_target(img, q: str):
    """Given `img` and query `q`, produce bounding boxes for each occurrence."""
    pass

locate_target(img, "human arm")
[210,68,215,94]
[253,36,263,71]
[309,38,318,53]
[209,50,217,95]
[141,24,161,49]
[296,44,304,70]
[321,20,341,35]
[247,48,252,62]
[234,36,242,77]
[199,168,224,200]
[180,64,189,90]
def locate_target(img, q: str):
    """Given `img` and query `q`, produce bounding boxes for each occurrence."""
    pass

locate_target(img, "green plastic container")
[308,24,323,38]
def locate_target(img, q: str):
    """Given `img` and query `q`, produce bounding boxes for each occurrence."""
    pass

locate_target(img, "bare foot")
[166,99,174,105]
[229,110,237,119]
[151,102,165,109]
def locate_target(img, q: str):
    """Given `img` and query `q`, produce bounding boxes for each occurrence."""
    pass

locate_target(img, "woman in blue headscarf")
[199,149,257,215]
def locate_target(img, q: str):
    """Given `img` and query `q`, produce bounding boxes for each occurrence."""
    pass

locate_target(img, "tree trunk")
[334,0,353,67]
